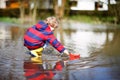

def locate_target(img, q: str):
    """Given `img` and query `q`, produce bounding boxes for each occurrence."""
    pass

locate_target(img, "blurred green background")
[0,0,119,25]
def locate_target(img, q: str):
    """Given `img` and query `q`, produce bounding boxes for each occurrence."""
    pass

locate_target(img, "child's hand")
[63,49,69,56]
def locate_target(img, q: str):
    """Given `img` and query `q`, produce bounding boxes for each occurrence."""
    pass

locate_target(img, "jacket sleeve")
[46,34,65,53]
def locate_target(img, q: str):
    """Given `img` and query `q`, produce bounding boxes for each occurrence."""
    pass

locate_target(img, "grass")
[67,15,115,24]
[68,15,96,23]
[0,15,115,25]
[0,17,20,24]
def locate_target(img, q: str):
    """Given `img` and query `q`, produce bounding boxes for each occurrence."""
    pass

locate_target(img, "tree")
[115,0,120,24]
[32,0,38,24]
[53,0,68,44]
[109,0,120,24]
[19,0,25,24]
[108,0,110,10]
[53,0,66,19]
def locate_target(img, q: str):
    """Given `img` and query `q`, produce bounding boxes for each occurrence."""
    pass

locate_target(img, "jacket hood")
[34,21,53,35]
[35,21,48,30]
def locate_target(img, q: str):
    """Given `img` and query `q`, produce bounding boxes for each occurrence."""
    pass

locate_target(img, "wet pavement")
[0,21,120,80]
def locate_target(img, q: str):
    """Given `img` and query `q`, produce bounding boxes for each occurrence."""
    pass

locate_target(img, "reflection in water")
[24,59,64,80]
[10,26,21,40]
[58,22,120,80]
[63,28,114,57]
[0,22,120,80]
[0,26,11,48]
[0,26,22,48]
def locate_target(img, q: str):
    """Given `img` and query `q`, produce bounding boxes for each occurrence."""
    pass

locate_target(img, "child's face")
[50,20,58,31]
[50,27,55,31]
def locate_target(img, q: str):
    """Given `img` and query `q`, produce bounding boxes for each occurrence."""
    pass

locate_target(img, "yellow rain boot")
[30,47,44,57]
[31,57,43,64]
[30,47,44,64]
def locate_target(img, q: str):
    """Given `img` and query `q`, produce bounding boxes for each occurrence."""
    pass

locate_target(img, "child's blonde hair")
[45,16,59,28]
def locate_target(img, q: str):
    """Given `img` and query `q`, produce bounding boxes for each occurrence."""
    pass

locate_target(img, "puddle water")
[0,22,120,80]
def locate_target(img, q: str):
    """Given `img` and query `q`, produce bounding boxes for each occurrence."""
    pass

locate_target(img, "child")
[24,16,69,58]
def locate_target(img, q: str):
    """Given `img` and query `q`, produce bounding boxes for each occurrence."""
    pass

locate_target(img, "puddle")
[0,22,120,80]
